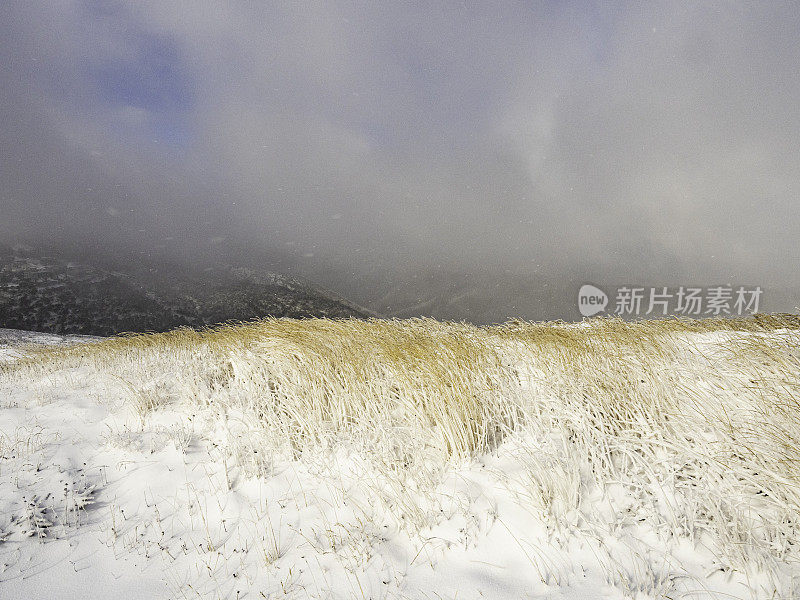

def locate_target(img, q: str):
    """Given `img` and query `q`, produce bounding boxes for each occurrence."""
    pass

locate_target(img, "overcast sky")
[1,1,799,316]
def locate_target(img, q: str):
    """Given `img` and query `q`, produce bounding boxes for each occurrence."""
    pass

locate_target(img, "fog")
[2,1,799,321]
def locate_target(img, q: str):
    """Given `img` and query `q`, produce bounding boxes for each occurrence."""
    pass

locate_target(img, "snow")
[0,324,797,599]
[0,372,604,599]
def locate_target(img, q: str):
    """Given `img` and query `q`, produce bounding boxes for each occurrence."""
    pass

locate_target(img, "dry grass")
[2,314,800,596]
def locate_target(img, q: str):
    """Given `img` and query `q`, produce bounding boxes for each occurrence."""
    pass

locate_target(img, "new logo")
[578,284,608,317]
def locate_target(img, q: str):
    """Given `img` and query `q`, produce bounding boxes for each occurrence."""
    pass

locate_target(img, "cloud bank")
[1,1,798,317]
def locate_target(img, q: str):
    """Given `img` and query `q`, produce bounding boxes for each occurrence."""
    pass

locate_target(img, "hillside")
[1,315,799,599]
[0,246,373,335]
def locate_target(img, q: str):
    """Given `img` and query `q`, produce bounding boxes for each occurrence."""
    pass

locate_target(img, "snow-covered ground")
[1,319,798,600]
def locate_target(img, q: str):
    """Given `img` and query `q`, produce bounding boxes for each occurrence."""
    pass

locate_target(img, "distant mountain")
[0,245,374,336]
[362,267,799,324]
[363,266,575,324]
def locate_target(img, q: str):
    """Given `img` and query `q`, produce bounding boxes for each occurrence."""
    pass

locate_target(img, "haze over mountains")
[3,3,800,329]
[0,245,372,336]
[2,242,798,335]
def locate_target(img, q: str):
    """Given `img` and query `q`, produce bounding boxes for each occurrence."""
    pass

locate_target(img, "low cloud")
[1,1,798,316]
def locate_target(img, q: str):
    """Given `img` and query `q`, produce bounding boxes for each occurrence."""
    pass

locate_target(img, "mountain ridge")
[0,245,375,336]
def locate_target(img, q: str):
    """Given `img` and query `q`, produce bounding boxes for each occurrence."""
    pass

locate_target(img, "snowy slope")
[1,319,798,600]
